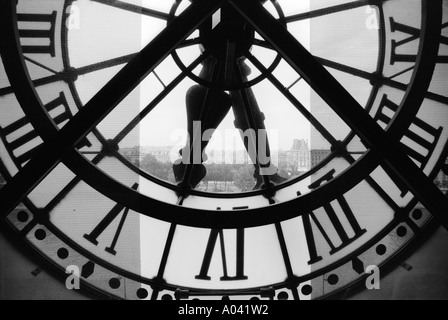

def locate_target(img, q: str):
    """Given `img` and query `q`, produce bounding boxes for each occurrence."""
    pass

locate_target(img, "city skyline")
[121,137,330,171]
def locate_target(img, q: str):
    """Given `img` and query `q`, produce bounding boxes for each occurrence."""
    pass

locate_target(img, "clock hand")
[230,61,286,190]
[229,0,448,230]
[174,57,232,190]
[0,0,226,219]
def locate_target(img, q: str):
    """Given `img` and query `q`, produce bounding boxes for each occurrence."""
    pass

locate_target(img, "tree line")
[124,153,263,192]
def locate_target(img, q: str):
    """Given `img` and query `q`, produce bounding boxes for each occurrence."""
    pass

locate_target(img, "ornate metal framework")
[0,0,447,300]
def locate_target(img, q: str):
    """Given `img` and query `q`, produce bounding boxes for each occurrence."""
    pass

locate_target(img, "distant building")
[120,141,331,171]
[435,158,448,190]
[120,147,145,164]
[143,146,172,163]
[310,149,332,167]
[206,149,250,165]
[120,146,172,164]
[278,139,311,172]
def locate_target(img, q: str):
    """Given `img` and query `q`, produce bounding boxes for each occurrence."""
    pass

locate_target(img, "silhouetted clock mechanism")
[0,0,447,300]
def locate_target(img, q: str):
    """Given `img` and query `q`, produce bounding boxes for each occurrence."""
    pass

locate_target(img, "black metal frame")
[1,0,447,231]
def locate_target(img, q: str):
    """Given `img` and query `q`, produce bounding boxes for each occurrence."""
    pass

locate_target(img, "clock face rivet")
[108,278,121,290]
[327,274,339,286]
[412,209,424,221]
[34,229,46,241]
[397,226,408,238]
[277,291,289,300]
[57,248,69,260]
[301,285,313,296]
[16,210,29,223]
[136,288,148,300]
[376,244,387,256]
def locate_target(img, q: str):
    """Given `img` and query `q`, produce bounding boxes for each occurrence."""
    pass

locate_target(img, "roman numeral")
[375,95,442,169]
[84,183,139,255]
[390,18,448,64]
[374,95,442,196]
[1,92,89,167]
[18,12,57,57]
[303,170,366,265]
[196,227,247,281]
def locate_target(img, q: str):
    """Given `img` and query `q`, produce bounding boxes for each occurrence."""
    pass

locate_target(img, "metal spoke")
[112,54,207,145]
[179,59,222,190]
[382,77,448,105]
[24,56,58,74]
[75,53,138,75]
[44,153,105,212]
[246,53,339,147]
[0,53,138,96]
[232,63,272,188]
[315,57,374,81]
[315,57,448,105]
[388,66,415,80]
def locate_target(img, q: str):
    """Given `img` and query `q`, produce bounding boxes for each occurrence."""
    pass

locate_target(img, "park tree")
[206,164,220,191]
[233,165,255,192]
[140,154,170,181]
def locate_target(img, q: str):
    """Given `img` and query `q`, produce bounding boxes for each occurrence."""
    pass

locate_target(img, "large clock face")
[0,0,447,300]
